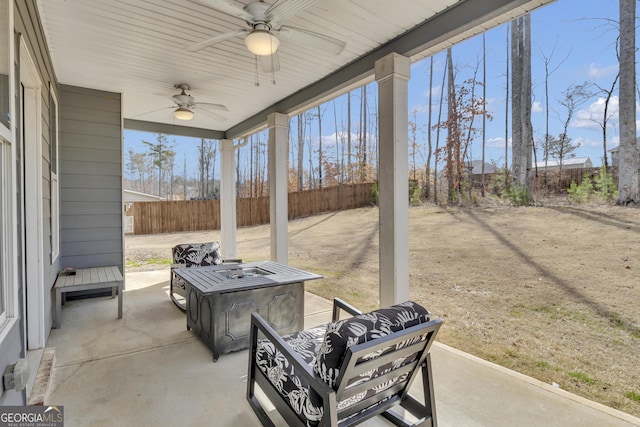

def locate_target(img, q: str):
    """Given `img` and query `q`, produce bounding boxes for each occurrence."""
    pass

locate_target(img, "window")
[50,85,59,262]
[0,136,14,330]
[0,0,12,334]
[0,0,10,135]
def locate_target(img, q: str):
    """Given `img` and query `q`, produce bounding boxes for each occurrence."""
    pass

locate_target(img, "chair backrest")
[313,301,441,420]
[172,242,223,267]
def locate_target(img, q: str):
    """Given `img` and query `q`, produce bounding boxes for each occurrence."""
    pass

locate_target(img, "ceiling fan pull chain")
[271,55,276,85]
[254,55,260,87]
[270,33,276,85]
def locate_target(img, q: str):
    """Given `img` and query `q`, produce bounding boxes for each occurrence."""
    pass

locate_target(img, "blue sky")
[125,0,632,180]
[407,0,625,168]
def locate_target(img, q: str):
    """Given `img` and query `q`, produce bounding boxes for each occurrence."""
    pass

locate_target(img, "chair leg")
[380,355,437,427]
[169,273,187,311]
[246,322,276,427]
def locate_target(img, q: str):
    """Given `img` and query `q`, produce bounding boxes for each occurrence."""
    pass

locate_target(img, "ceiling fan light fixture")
[245,29,279,56]
[174,107,194,121]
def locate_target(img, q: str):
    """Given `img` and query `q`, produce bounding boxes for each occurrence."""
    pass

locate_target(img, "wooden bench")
[52,266,123,328]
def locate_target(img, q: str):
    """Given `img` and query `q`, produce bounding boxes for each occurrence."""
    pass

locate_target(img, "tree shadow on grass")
[462,209,640,338]
[547,206,640,234]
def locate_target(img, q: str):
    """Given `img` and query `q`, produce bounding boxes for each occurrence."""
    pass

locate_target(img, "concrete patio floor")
[44,270,640,427]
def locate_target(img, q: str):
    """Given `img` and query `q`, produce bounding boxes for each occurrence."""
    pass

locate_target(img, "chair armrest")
[249,313,334,397]
[222,259,242,264]
[332,298,363,321]
[171,263,187,270]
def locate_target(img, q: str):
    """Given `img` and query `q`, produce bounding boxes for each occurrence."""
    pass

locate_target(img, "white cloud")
[587,63,618,80]
[532,101,544,113]
[572,96,619,130]
[422,85,442,100]
[572,136,601,149]
[487,136,511,148]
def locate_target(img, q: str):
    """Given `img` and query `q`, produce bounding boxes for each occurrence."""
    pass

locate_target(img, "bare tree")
[481,33,487,197]
[593,74,619,169]
[142,133,175,197]
[409,110,419,183]
[433,52,448,205]
[555,82,592,175]
[539,40,571,184]
[317,105,324,188]
[424,56,434,200]
[446,47,457,203]
[504,24,510,188]
[197,138,216,198]
[126,148,151,193]
[297,113,304,191]
[617,0,639,205]
[347,92,352,183]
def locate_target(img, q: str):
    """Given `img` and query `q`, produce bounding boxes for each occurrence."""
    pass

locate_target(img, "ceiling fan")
[188,0,347,72]
[138,83,228,121]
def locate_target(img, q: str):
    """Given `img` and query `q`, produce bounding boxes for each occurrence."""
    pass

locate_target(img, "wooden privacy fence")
[127,182,374,235]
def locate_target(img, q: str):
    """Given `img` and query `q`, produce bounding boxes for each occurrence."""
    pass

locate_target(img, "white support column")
[375,53,411,307]
[220,139,238,259]
[268,112,289,264]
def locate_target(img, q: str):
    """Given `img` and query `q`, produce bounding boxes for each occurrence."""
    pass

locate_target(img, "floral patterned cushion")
[314,301,431,388]
[256,325,327,425]
[172,242,223,267]
[255,301,432,426]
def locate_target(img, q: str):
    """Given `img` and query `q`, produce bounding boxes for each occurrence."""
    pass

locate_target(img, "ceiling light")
[245,29,279,56]
[174,107,194,121]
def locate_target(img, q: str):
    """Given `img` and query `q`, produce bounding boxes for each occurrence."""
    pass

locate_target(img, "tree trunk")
[318,105,323,188]
[504,25,510,188]
[425,56,433,200]
[481,33,486,197]
[617,0,639,204]
[347,92,352,183]
[297,113,304,191]
[446,47,456,203]
[511,16,534,196]
[434,53,447,205]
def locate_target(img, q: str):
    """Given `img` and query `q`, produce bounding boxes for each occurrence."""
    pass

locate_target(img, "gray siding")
[59,84,123,271]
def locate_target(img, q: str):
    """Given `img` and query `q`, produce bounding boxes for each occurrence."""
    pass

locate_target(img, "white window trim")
[0,0,17,342]
[50,83,59,263]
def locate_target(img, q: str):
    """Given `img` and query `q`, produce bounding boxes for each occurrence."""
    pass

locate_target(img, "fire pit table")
[173,261,322,361]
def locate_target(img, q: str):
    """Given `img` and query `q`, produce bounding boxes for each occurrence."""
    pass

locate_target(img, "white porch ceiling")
[36,0,554,138]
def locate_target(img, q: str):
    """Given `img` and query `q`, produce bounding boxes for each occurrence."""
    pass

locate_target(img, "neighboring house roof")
[123,189,164,203]
[535,157,592,168]
[609,137,640,152]
[467,160,496,174]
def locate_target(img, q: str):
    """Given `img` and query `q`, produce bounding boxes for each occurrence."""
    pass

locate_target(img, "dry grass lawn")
[125,204,640,417]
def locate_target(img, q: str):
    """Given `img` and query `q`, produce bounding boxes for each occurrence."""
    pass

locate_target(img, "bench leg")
[117,282,123,319]
[53,289,63,329]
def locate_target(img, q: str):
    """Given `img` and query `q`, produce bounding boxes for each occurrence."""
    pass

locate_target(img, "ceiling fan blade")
[194,102,229,112]
[132,106,173,119]
[195,0,254,21]
[260,53,280,73]
[197,108,228,122]
[266,0,318,26]
[278,26,346,55]
[187,29,248,52]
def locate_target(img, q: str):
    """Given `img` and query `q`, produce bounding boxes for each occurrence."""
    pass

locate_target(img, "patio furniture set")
[54,241,443,426]
[172,242,443,426]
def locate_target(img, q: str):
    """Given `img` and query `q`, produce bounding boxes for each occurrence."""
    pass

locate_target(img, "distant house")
[609,137,640,167]
[123,190,164,234]
[467,160,496,175]
[534,157,593,171]
[123,189,164,210]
